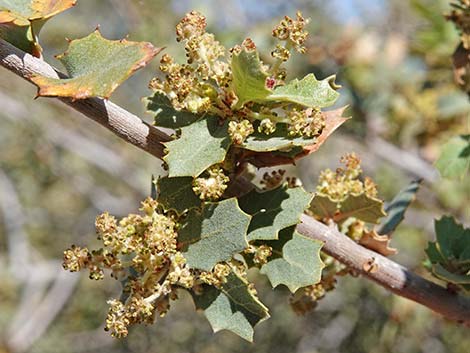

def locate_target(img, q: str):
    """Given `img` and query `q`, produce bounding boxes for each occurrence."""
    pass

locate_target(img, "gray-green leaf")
[192,271,269,342]
[146,92,200,129]
[179,198,250,271]
[260,227,324,292]
[231,46,271,108]
[239,185,313,241]
[377,179,422,235]
[267,74,340,108]
[156,177,201,215]
[163,116,231,177]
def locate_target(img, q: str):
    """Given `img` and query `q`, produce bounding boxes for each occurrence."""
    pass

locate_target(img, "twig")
[2,37,470,325]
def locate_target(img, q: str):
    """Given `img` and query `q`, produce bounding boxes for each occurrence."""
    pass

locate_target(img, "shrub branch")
[2,37,470,325]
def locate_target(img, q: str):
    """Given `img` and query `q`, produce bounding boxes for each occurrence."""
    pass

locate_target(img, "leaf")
[241,123,316,152]
[146,92,200,129]
[231,45,271,108]
[267,73,340,108]
[302,107,350,154]
[0,0,76,56]
[178,198,250,271]
[359,230,397,257]
[156,177,201,215]
[426,217,470,289]
[238,185,313,241]
[163,116,231,177]
[435,135,470,180]
[377,179,422,235]
[260,227,324,292]
[334,194,386,224]
[192,271,269,342]
[310,194,338,219]
[311,193,386,224]
[31,29,161,99]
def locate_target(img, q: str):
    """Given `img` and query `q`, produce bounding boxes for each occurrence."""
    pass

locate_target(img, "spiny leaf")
[192,271,269,342]
[310,194,337,219]
[163,116,231,177]
[0,0,76,56]
[238,185,313,241]
[31,29,161,99]
[334,194,386,224]
[435,135,470,180]
[178,198,250,271]
[260,227,324,292]
[426,217,470,289]
[311,193,386,224]
[303,107,350,155]
[267,73,340,108]
[231,45,271,108]
[241,123,316,152]
[156,176,201,215]
[146,92,200,129]
[377,179,422,235]
[359,230,397,257]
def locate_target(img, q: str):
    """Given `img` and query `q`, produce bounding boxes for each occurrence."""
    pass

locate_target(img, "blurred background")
[1,0,469,352]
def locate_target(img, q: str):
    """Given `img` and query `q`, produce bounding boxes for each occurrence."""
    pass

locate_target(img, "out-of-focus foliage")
[1,0,470,352]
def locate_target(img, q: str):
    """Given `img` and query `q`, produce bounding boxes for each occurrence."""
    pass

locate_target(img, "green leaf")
[426,217,470,289]
[377,179,422,235]
[434,216,470,260]
[267,74,340,108]
[179,198,250,271]
[238,185,313,241]
[163,116,231,177]
[30,29,161,99]
[0,0,76,56]
[156,177,201,215]
[335,194,386,224]
[146,92,200,129]
[241,123,316,152]
[192,271,269,342]
[310,194,338,219]
[311,193,386,224]
[260,227,324,292]
[231,45,271,108]
[435,135,470,180]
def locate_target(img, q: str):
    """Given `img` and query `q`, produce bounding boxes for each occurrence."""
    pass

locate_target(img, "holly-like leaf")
[163,116,231,177]
[178,198,250,271]
[425,217,470,289]
[267,74,340,108]
[377,179,422,235]
[238,185,313,241]
[359,230,397,257]
[31,30,161,99]
[302,107,350,155]
[146,92,200,129]
[435,135,470,180]
[310,194,338,219]
[311,193,386,224]
[334,194,386,224]
[231,45,271,108]
[156,177,201,215]
[192,271,269,342]
[241,123,316,152]
[260,227,324,292]
[0,0,76,56]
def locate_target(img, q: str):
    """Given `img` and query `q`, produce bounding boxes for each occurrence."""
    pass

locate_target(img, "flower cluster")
[63,197,248,338]
[316,153,378,202]
[272,11,310,61]
[150,11,327,147]
[192,166,230,201]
